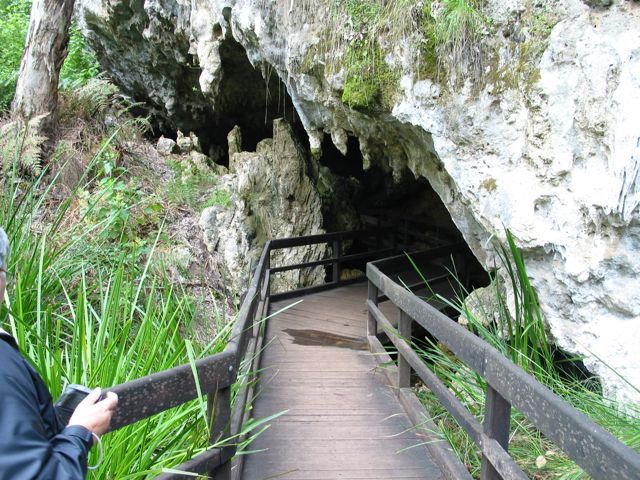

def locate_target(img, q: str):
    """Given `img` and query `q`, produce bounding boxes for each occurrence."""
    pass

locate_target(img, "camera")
[55,384,105,426]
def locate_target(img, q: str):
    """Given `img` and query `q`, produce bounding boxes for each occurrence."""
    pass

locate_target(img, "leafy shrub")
[59,24,100,90]
[166,159,218,209]
[0,114,47,175]
[78,174,163,251]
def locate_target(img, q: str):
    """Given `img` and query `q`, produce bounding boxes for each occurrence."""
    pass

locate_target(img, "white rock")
[79,0,640,402]
[156,136,178,155]
[200,119,327,293]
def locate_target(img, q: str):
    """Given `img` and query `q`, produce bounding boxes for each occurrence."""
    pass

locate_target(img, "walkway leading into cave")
[242,283,444,480]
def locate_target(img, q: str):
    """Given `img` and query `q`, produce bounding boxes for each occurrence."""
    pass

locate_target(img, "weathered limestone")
[200,120,326,293]
[156,136,178,155]
[79,0,640,402]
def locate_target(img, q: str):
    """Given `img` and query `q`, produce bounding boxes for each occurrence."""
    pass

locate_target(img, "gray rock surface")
[156,136,178,155]
[79,0,640,402]
[200,119,326,293]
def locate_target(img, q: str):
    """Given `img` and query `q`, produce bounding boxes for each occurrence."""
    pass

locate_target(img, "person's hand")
[68,388,118,437]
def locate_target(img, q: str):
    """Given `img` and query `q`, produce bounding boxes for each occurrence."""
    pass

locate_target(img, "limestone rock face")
[199,120,326,293]
[79,0,640,402]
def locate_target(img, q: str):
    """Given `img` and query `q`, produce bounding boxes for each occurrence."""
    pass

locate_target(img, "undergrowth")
[410,231,639,478]
[0,161,223,477]
[165,158,222,211]
[0,82,251,477]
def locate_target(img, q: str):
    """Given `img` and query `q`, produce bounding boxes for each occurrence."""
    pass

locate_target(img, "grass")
[408,231,640,478]
[0,105,240,477]
[429,0,486,82]
[303,0,489,110]
[0,162,228,477]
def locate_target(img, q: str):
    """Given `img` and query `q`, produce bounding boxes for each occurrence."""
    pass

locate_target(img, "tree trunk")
[11,0,75,138]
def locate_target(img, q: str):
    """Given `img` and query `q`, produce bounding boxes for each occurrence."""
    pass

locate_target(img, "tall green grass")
[0,158,230,477]
[410,232,639,478]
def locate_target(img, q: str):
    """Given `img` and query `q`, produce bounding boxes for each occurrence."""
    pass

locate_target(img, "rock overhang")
[78,0,640,403]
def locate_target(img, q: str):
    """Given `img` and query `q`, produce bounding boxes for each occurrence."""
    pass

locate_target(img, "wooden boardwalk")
[242,283,444,480]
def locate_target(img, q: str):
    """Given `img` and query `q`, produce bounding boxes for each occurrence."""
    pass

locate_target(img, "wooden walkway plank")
[242,283,445,480]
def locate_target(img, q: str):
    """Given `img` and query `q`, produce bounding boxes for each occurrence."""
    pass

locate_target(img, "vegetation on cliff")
[312,0,560,111]
[318,0,488,111]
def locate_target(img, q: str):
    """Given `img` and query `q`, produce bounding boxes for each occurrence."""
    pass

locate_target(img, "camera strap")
[88,432,104,470]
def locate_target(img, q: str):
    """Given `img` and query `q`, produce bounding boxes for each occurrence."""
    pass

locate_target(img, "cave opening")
[315,130,491,350]
[152,35,304,166]
[318,132,469,253]
[197,37,305,165]
[315,135,599,388]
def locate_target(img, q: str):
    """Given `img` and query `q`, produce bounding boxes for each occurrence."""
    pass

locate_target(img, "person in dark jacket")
[0,227,119,479]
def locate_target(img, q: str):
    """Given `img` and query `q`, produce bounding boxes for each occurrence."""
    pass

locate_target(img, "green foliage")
[421,0,487,82]
[341,41,398,111]
[78,175,163,248]
[416,3,441,80]
[0,0,99,112]
[331,0,404,111]
[203,188,232,210]
[62,77,120,122]
[317,0,490,103]
[528,5,560,40]
[0,0,29,111]
[343,0,382,29]
[410,231,640,478]
[59,24,100,90]
[0,139,232,478]
[0,115,47,176]
[165,158,218,210]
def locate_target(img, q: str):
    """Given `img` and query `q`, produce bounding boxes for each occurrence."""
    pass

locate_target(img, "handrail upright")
[366,258,640,480]
[106,229,400,479]
[367,277,379,337]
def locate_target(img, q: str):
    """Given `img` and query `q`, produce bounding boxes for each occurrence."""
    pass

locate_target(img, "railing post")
[398,310,412,388]
[367,278,378,337]
[481,385,511,480]
[208,386,232,479]
[332,238,341,285]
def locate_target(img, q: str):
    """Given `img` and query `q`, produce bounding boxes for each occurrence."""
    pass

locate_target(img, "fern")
[0,115,47,176]
[64,77,119,120]
[166,178,200,207]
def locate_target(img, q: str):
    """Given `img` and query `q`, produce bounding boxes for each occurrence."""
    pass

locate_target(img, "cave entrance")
[196,36,304,165]
[318,133,469,252]
[317,131,488,312]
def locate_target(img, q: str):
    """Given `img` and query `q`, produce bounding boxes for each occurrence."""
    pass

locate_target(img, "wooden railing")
[366,254,640,480]
[269,228,396,301]
[104,228,395,479]
[105,240,271,479]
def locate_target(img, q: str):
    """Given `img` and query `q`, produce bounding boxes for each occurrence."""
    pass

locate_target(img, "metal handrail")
[366,257,640,480]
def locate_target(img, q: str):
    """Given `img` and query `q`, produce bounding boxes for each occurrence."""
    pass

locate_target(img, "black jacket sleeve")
[0,340,93,479]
